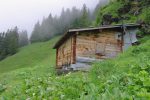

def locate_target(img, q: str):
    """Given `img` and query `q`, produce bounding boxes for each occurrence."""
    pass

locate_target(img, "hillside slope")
[95,0,150,30]
[0,0,150,99]
[0,36,60,74]
[0,35,149,99]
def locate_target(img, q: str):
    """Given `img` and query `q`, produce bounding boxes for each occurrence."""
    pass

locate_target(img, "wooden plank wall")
[76,30,122,59]
[56,36,75,68]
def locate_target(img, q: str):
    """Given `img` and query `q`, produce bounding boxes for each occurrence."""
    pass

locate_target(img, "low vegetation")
[95,0,150,27]
[0,35,149,99]
[0,0,150,99]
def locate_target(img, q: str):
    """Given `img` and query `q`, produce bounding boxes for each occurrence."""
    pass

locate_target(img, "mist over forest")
[30,0,109,43]
[0,0,108,61]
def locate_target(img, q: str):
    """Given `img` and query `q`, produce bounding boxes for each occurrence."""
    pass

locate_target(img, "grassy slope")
[95,1,150,26]
[90,36,150,99]
[0,1,150,99]
[0,36,59,74]
[0,34,149,99]
[0,36,60,99]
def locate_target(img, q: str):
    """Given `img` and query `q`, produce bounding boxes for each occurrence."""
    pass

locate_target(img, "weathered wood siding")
[56,36,76,68]
[76,30,122,59]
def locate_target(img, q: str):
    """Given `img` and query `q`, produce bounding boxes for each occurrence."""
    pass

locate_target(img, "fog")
[0,0,102,36]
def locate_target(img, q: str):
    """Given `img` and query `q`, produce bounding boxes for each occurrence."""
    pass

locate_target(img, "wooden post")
[70,37,72,64]
[121,28,124,52]
[72,33,77,64]
[56,48,58,68]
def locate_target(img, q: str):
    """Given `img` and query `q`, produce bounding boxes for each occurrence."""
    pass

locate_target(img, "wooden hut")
[53,24,141,70]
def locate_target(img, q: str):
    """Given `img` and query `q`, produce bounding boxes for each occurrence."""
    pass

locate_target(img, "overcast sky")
[0,0,100,36]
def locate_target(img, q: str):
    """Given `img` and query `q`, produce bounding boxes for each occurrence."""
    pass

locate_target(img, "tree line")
[30,4,94,43]
[0,27,29,61]
[0,1,108,61]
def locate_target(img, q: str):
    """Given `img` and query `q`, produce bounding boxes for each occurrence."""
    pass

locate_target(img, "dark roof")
[53,23,141,49]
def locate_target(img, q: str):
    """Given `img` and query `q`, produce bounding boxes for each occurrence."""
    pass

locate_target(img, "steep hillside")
[95,0,150,30]
[0,0,150,99]
[90,35,150,99]
[0,35,149,99]
[0,36,60,74]
[0,36,59,99]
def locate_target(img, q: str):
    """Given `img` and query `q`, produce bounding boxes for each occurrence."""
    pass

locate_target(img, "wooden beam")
[56,48,58,67]
[121,29,124,52]
[73,33,77,64]
[70,37,72,64]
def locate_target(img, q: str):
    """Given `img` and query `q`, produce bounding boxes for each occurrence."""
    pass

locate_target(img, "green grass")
[95,0,150,26]
[0,34,149,99]
[0,0,150,99]
[100,1,123,17]
[0,36,60,99]
[95,1,124,25]
[0,36,60,74]
[90,35,150,99]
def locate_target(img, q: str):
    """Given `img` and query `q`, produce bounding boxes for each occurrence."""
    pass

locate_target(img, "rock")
[118,4,131,15]
[102,14,112,25]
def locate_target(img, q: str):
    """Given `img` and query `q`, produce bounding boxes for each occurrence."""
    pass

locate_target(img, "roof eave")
[53,32,75,49]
